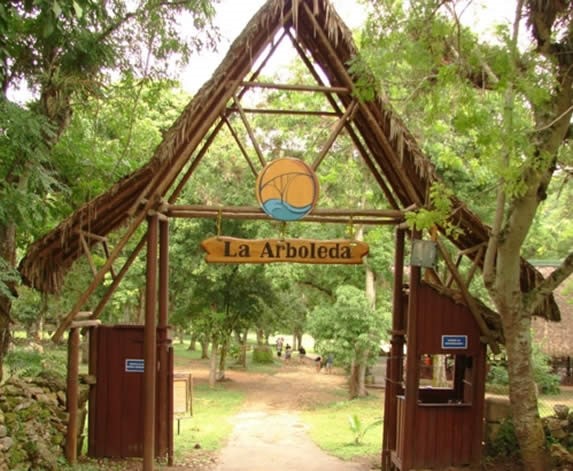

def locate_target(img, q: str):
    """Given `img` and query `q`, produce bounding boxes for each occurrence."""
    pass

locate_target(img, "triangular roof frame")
[19,0,559,340]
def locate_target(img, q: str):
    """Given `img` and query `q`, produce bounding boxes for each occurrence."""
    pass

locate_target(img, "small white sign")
[441,335,468,349]
[125,358,144,373]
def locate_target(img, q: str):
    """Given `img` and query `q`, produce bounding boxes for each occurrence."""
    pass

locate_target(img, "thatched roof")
[533,267,573,357]
[19,0,559,322]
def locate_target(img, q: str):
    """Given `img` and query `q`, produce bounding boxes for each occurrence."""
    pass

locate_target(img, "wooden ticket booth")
[382,232,488,471]
[87,325,174,461]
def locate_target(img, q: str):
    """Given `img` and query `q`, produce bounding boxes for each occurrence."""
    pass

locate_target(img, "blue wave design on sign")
[262,199,313,221]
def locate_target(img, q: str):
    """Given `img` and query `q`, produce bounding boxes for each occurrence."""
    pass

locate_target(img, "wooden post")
[157,219,169,459]
[159,219,169,329]
[403,232,421,471]
[66,327,80,464]
[143,214,158,471]
[382,227,405,470]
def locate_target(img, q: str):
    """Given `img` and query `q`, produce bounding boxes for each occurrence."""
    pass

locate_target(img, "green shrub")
[532,343,560,395]
[486,342,560,395]
[347,414,382,445]
[252,346,273,363]
[486,419,520,457]
[5,350,43,377]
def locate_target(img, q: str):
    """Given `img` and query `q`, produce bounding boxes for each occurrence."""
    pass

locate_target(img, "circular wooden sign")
[255,157,319,221]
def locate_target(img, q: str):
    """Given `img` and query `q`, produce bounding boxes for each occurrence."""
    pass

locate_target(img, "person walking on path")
[285,344,292,361]
[325,353,333,374]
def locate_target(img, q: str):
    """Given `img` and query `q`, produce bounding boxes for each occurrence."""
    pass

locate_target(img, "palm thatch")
[532,267,573,357]
[19,0,559,322]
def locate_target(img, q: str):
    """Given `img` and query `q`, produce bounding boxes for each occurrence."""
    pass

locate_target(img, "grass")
[300,394,383,461]
[174,383,245,458]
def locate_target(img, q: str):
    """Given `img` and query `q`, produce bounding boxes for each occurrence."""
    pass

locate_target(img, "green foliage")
[308,285,389,370]
[486,418,520,458]
[4,344,67,378]
[0,99,62,240]
[405,182,462,238]
[252,346,274,364]
[0,257,19,301]
[4,349,43,378]
[347,414,382,445]
[175,383,245,455]
[11,287,42,329]
[531,343,561,395]
[301,394,382,459]
[486,343,561,395]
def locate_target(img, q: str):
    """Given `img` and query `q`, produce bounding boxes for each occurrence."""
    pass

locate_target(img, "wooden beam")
[78,230,107,242]
[300,2,422,206]
[465,245,484,286]
[239,80,350,94]
[285,29,400,209]
[232,92,266,167]
[70,320,102,329]
[90,235,146,320]
[134,12,293,216]
[52,209,148,343]
[222,115,258,176]
[226,106,339,117]
[168,119,225,204]
[101,240,116,279]
[79,232,98,277]
[166,204,404,218]
[167,211,399,225]
[312,100,358,170]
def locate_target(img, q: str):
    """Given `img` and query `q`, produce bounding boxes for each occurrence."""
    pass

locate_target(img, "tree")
[0,0,218,380]
[358,1,573,468]
[308,284,389,399]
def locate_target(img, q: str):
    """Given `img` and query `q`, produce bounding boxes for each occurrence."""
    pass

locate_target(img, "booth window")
[418,354,473,405]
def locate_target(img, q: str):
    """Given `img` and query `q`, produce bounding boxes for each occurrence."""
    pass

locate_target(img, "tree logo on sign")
[255,157,319,221]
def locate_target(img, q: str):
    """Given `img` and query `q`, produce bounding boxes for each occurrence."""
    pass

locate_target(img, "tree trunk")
[349,354,369,399]
[236,330,247,368]
[0,220,17,382]
[349,359,360,399]
[200,335,209,359]
[188,331,198,351]
[208,334,218,388]
[502,305,549,470]
[358,358,368,397]
[492,230,551,470]
[432,355,448,387]
[217,336,228,381]
[256,328,264,345]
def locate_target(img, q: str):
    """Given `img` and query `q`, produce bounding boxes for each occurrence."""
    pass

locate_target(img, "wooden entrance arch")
[19,0,559,470]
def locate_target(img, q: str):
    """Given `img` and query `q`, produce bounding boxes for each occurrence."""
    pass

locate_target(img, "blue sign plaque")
[441,335,468,349]
[125,358,144,373]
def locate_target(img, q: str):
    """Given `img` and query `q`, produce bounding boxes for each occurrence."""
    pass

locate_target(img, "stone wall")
[484,396,573,467]
[0,370,88,470]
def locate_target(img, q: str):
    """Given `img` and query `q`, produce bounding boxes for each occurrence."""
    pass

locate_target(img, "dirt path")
[181,358,380,471]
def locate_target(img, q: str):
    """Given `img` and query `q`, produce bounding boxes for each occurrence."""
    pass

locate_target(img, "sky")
[178,0,519,94]
[6,0,519,102]
[179,0,368,93]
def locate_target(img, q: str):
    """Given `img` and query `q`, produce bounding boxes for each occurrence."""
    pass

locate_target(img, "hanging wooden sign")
[201,237,369,264]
